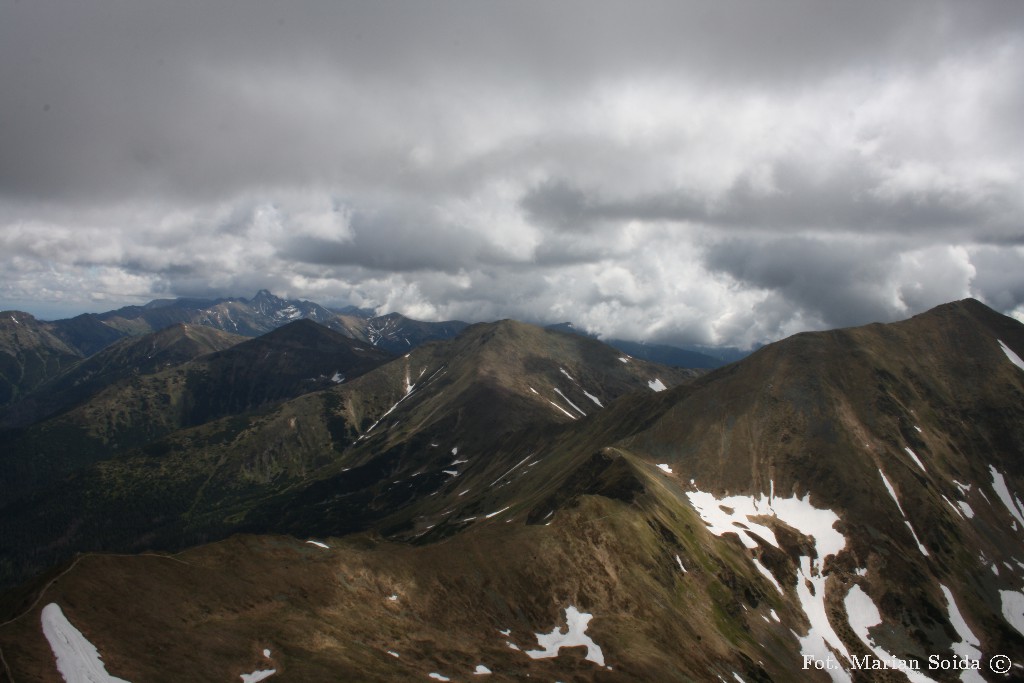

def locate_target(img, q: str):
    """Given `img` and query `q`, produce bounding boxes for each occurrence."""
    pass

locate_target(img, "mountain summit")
[1,299,1023,682]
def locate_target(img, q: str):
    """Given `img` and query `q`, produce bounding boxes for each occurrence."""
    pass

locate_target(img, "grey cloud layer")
[2,1,1023,345]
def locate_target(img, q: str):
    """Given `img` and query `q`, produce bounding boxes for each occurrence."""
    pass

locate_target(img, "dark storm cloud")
[2,1,1024,345]
[281,209,501,273]
[703,236,978,330]
[969,247,1024,312]
[3,0,1022,201]
[519,181,599,233]
[703,237,901,328]
[521,157,1021,242]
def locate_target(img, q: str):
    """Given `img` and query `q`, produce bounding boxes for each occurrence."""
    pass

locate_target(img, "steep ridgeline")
[0,320,392,516]
[0,312,82,409]
[0,320,693,590]
[0,323,247,429]
[17,291,471,362]
[364,311,469,355]
[11,291,738,379]
[82,289,369,341]
[2,300,1024,682]
[584,296,1024,680]
[232,319,697,538]
[86,292,470,357]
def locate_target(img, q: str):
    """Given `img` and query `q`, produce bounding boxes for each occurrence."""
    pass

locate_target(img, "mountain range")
[1,298,1023,682]
[0,290,740,418]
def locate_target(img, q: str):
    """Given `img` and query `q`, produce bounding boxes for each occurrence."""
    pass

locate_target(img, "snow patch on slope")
[1000,590,1024,638]
[844,586,935,683]
[524,606,605,666]
[41,603,130,683]
[939,585,984,683]
[941,495,964,518]
[684,491,780,549]
[998,339,1024,372]
[685,489,850,681]
[903,447,926,472]
[547,400,578,420]
[795,555,851,682]
[751,558,783,595]
[648,378,667,392]
[989,466,1024,528]
[358,375,418,439]
[553,388,586,416]
[878,470,929,556]
[240,670,276,683]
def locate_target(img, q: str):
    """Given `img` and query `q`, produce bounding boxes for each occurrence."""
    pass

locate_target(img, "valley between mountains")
[2,296,1024,682]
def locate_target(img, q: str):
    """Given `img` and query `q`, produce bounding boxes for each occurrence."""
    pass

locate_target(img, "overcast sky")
[2,1,1023,347]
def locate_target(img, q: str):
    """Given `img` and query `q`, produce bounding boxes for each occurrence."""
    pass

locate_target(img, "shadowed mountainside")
[2,300,1024,681]
[0,323,247,429]
[0,312,82,409]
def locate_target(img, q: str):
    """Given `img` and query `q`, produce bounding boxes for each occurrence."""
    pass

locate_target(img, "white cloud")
[896,246,976,313]
[1,2,1023,345]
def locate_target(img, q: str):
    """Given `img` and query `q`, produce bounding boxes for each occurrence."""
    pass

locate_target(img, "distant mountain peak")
[4,298,1024,683]
[250,288,283,304]
[248,289,290,313]
[2,310,36,322]
[15,291,747,375]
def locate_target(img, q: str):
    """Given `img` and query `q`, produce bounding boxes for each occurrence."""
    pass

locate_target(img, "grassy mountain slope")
[365,312,469,354]
[0,320,694,591]
[45,312,130,357]
[0,481,798,682]
[0,323,247,429]
[0,312,82,409]
[94,290,351,338]
[594,298,1024,670]
[3,300,1024,681]
[0,321,392,511]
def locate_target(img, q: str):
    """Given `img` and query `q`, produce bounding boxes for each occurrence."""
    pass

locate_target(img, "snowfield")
[844,586,935,683]
[524,606,605,666]
[685,487,851,682]
[41,603,131,683]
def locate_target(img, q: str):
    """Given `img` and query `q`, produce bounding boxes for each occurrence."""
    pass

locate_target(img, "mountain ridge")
[2,298,1024,681]
[0,312,82,409]
[7,290,749,373]
[0,317,694,590]
[0,323,248,429]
